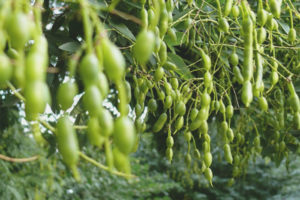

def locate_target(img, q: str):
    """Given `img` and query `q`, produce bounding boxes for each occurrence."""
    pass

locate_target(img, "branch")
[0,154,39,163]
[110,9,141,25]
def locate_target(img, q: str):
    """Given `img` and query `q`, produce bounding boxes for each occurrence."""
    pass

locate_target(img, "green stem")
[116,80,127,116]
[215,0,222,17]
[79,151,136,178]
[80,0,93,53]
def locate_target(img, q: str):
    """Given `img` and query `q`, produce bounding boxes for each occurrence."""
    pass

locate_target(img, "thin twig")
[0,154,39,163]
[110,9,141,25]
[79,151,136,179]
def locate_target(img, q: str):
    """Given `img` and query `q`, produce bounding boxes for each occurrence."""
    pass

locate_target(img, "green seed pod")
[166,147,173,162]
[257,27,267,44]
[133,30,155,65]
[204,152,212,167]
[221,121,229,133]
[269,0,282,18]
[175,116,184,131]
[166,135,174,147]
[257,8,268,26]
[153,113,168,132]
[242,81,253,107]
[226,105,234,119]
[148,98,158,112]
[288,28,296,43]
[223,144,233,164]
[226,128,234,142]
[204,167,213,185]
[175,101,186,116]
[231,5,240,18]
[164,95,173,109]
[184,131,192,142]
[229,52,239,67]
[56,115,79,176]
[154,67,164,82]
[218,17,229,33]
[259,96,268,111]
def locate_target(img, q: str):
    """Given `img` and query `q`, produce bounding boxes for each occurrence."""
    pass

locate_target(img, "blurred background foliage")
[1,117,300,199]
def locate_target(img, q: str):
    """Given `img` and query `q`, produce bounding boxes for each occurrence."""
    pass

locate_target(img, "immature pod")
[219,100,226,114]
[0,53,12,87]
[199,120,208,134]
[57,82,78,111]
[158,41,167,65]
[226,128,234,142]
[25,51,47,82]
[223,144,233,164]
[204,152,212,167]
[242,16,254,81]
[204,71,212,88]
[167,28,177,42]
[166,0,174,12]
[154,67,164,82]
[79,53,100,87]
[271,71,279,85]
[166,147,173,162]
[229,52,239,66]
[97,72,109,98]
[269,0,282,18]
[242,81,253,107]
[153,113,168,133]
[159,9,169,38]
[175,101,186,116]
[133,30,155,65]
[257,27,267,44]
[190,118,202,131]
[266,14,274,31]
[224,0,233,17]
[175,116,184,131]
[98,109,114,137]
[231,5,240,18]
[204,167,213,185]
[233,66,244,84]
[87,117,105,147]
[218,17,229,33]
[294,112,300,130]
[25,81,51,119]
[5,12,31,50]
[113,148,131,174]
[257,8,268,27]
[56,115,79,179]
[254,44,264,92]
[259,96,268,111]
[114,116,136,154]
[101,38,125,82]
[190,108,199,121]
[148,98,158,112]
[184,131,192,142]
[288,28,296,43]
[226,105,234,119]
[166,135,174,147]
[197,107,209,121]
[163,61,177,71]
[164,95,173,109]
[83,85,102,117]
[221,121,229,133]
[201,91,211,108]
[170,78,179,90]
[140,7,148,28]
[200,49,211,70]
